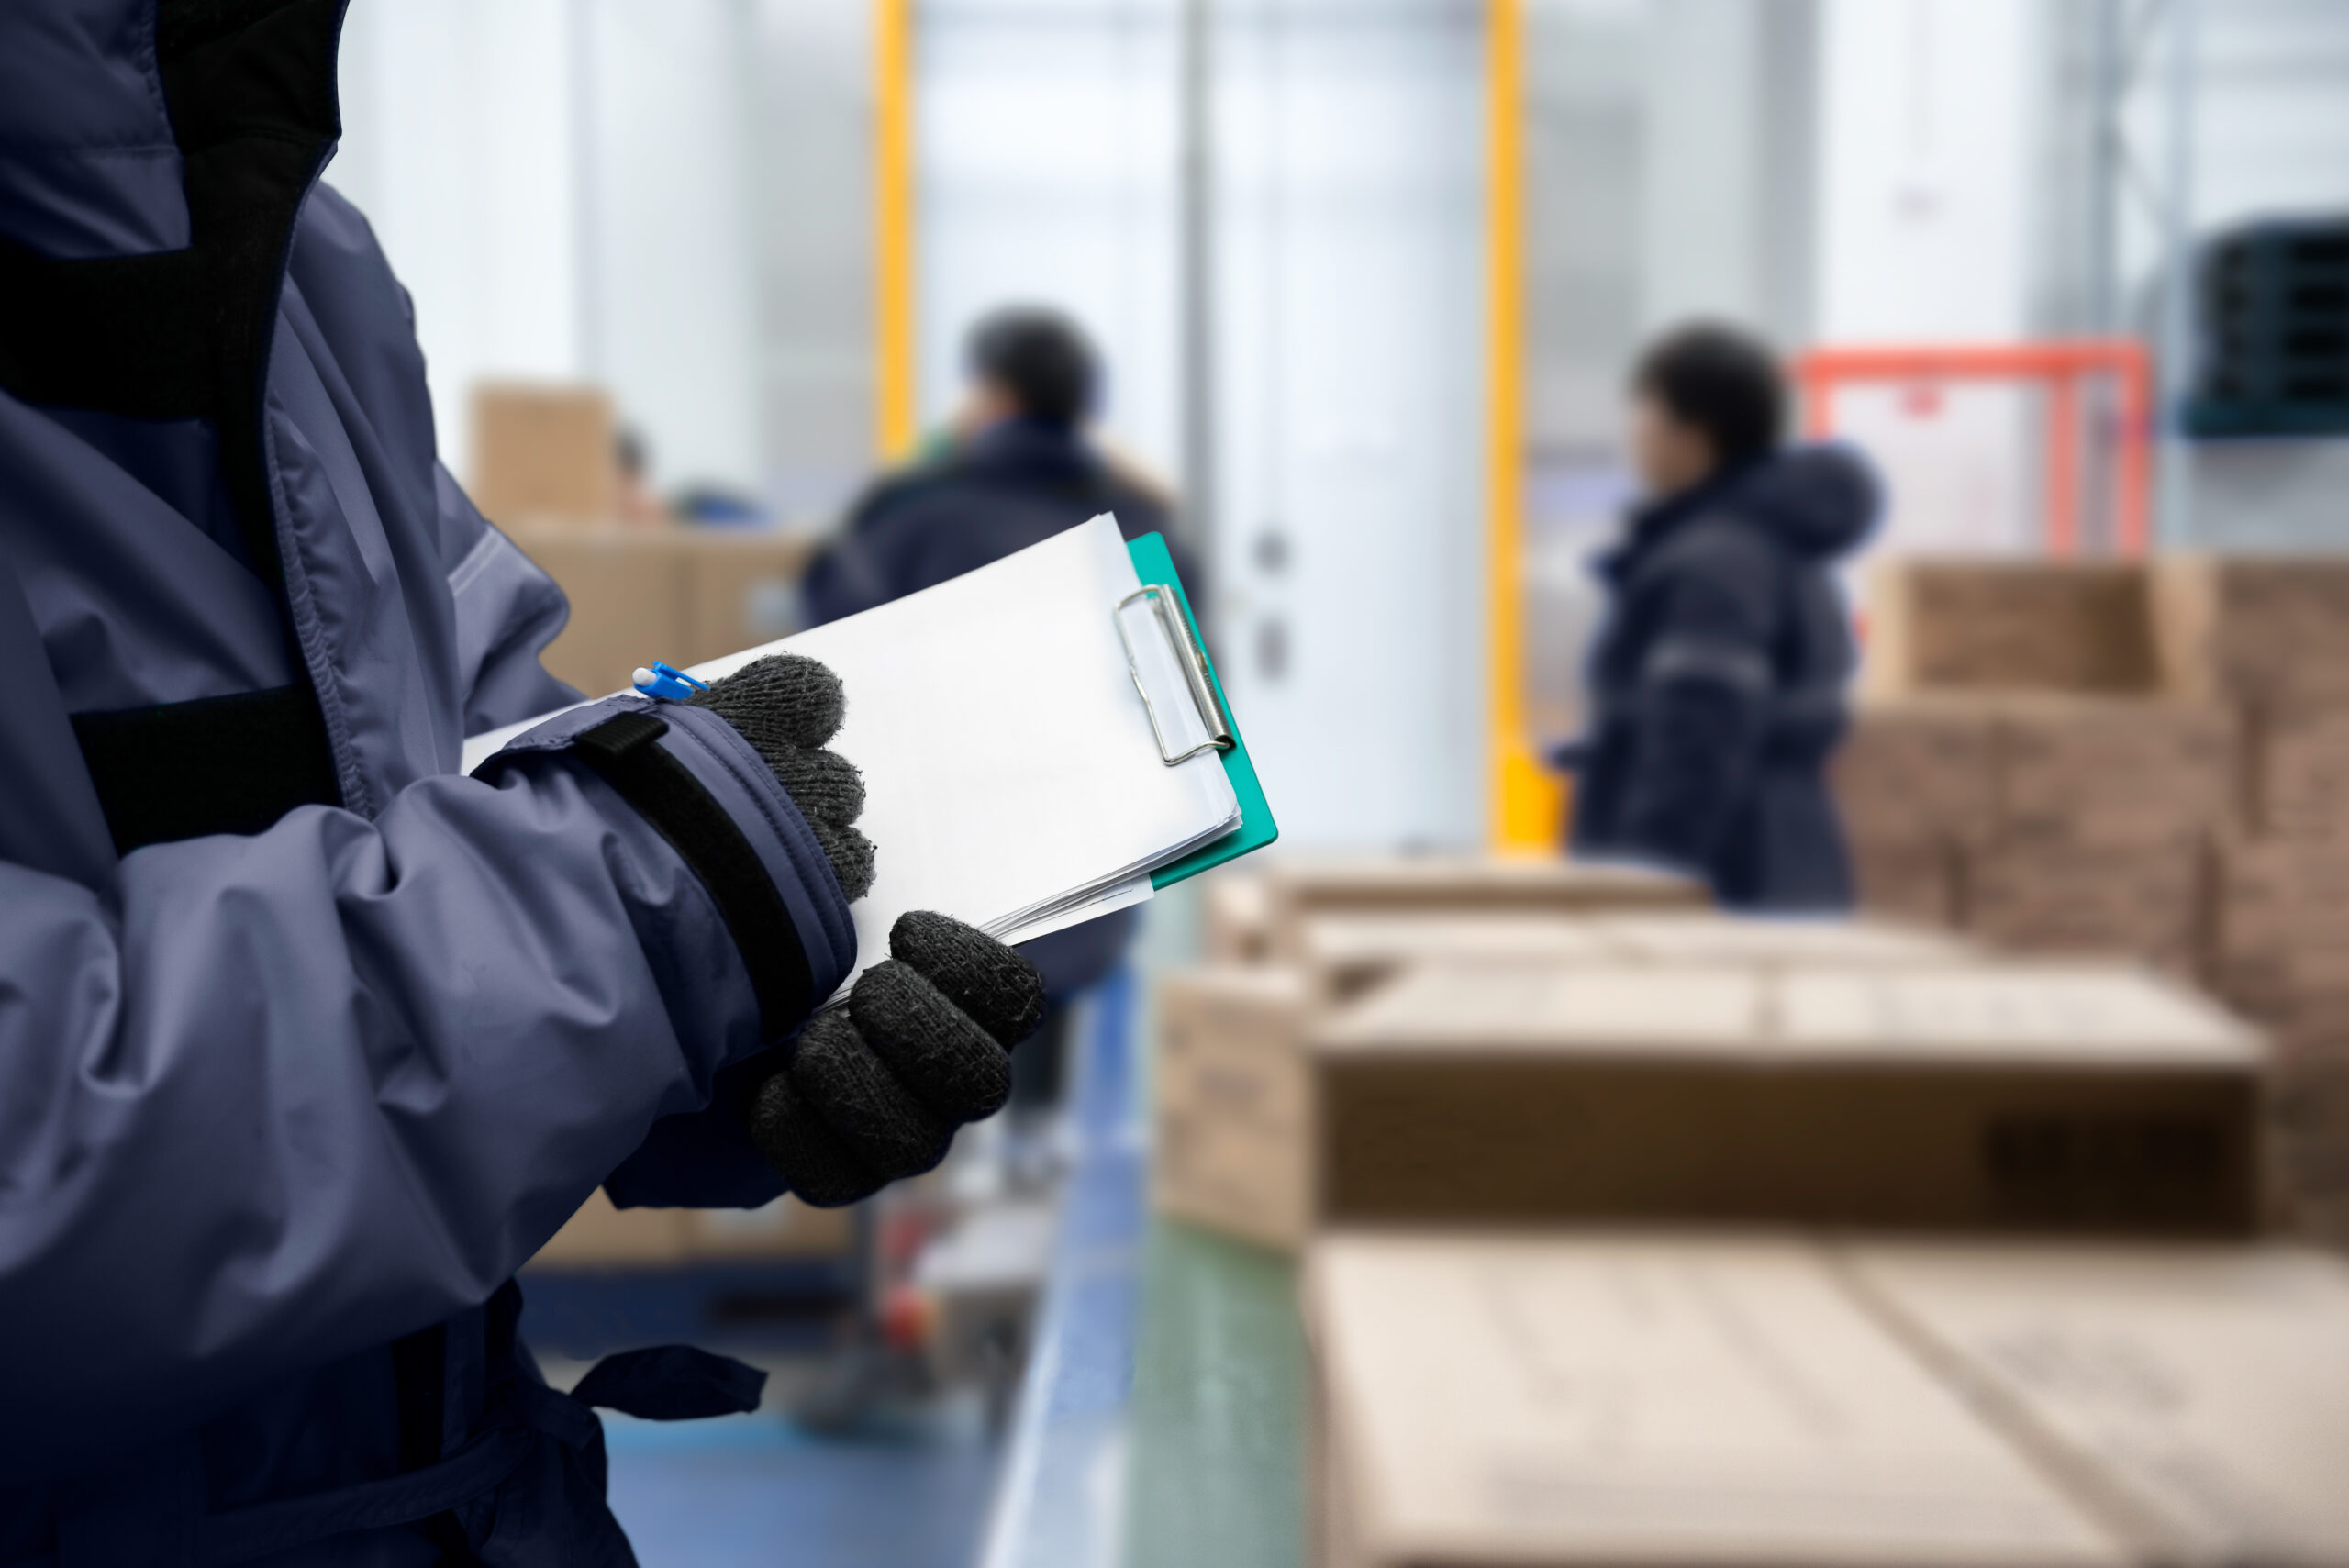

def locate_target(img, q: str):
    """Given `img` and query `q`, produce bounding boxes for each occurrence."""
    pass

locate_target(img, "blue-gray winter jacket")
[1566,444,1880,912]
[0,3,852,1562]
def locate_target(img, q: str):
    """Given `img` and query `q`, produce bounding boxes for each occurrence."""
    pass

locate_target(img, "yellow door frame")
[874,0,918,460]
[1487,0,1562,852]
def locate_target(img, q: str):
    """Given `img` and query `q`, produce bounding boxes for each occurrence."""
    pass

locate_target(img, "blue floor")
[570,969,1143,1567]
[604,1412,1000,1568]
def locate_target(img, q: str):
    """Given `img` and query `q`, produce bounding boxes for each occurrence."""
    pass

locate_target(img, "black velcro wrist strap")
[572,712,813,1039]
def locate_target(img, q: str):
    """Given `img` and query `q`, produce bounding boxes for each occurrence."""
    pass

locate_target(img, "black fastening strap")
[571,713,815,1039]
[70,684,343,855]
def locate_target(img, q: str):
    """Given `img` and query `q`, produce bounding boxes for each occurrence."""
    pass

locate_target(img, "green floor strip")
[1123,1218,1308,1568]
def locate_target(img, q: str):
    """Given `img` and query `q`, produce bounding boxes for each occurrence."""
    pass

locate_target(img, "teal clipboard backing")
[1127,532,1278,888]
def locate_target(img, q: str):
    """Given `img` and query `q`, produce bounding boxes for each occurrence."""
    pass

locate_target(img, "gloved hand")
[745,911,1044,1207]
[687,654,1046,1207]
[688,652,876,899]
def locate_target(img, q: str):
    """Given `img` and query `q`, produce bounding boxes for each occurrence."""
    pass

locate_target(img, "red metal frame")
[1793,341,2154,557]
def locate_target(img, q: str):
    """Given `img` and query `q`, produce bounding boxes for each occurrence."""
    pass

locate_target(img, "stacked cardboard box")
[1290,909,1620,1005]
[1306,1234,2133,1568]
[1842,554,2349,1242]
[1962,693,2228,976]
[1845,562,2239,971]
[2211,842,2349,1049]
[1836,697,1993,926]
[1311,962,2263,1235]
[470,382,617,527]
[506,525,815,697]
[1201,870,1274,965]
[1157,951,2266,1245]
[2153,555,2349,715]
[1587,910,1977,970]
[1842,576,2232,975]
[2153,557,2349,1236]
[1865,558,2158,698]
[1262,854,1704,955]
[1308,1232,2349,1568]
[1158,859,1710,1252]
[1153,968,1316,1251]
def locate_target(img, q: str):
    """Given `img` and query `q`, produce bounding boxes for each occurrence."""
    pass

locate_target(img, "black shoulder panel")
[0,0,346,587]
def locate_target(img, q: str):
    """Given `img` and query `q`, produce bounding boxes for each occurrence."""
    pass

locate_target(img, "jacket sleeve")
[0,695,852,1477]
[438,462,585,734]
[1612,526,1782,872]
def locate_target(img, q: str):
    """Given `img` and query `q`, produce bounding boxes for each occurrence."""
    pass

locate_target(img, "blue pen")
[631,661,709,702]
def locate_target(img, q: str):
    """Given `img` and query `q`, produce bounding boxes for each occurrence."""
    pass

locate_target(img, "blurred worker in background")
[614,422,673,528]
[805,306,1198,1119]
[805,306,1184,619]
[1562,323,1881,911]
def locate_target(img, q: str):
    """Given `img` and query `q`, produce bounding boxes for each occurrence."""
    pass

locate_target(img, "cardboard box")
[1987,696,2234,850]
[2212,839,2349,1051]
[1966,835,2212,976]
[1835,699,1998,847]
[1310,962,2266,1234]
[1292,910,1620,1004]
[508,528,690,696]
[1152,967,1314,1251]
[672,530,816,668]
[1844,1241,2349,1567]
[470,382,616,528]
[1850,833,1965,929]
[1202,871,1274,965]
[1865,558,2157,699]
[685,1195,855,1261]
[530,1188,691,1267]
[2248,707,2349,840]
[1589,912,1978,970]
[2154,554,2349,717]
[2273,1051,2349,1195]
[507,527,814,698]
[1306,1233,2129,1568]
[1264,854,1703,959]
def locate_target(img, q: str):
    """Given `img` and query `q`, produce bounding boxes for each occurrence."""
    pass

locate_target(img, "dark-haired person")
[1564,323,1883,911]
[803,306,1189,623]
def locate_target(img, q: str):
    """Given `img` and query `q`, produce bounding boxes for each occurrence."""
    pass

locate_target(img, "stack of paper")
[466,516,1241,996]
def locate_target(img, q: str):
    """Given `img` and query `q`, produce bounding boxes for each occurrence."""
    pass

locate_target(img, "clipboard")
[1119,532,1279,889]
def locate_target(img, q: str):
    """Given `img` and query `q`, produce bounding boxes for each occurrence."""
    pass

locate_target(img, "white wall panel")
[335,0,766,497]
[918,0,1184,478]
[1208,2,1486,848]
[334,0,582,481]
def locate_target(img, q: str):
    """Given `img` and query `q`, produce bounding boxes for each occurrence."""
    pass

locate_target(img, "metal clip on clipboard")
[1117,584,1235,766]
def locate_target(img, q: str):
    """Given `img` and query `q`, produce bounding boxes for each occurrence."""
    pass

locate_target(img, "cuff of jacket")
[477,694,856,1042]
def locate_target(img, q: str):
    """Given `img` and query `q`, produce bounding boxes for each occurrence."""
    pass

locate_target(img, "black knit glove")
[748,911,1045,1207]
[690,654,1046,1205]
[688,653,875,899]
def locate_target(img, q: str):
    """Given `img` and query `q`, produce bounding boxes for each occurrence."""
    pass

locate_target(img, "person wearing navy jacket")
[1564,323,1883,912]
[0,3,1040,1562]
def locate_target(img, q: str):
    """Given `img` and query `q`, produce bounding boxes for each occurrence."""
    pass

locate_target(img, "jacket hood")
[0,0,191,258]
[1732,441,1880,561]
